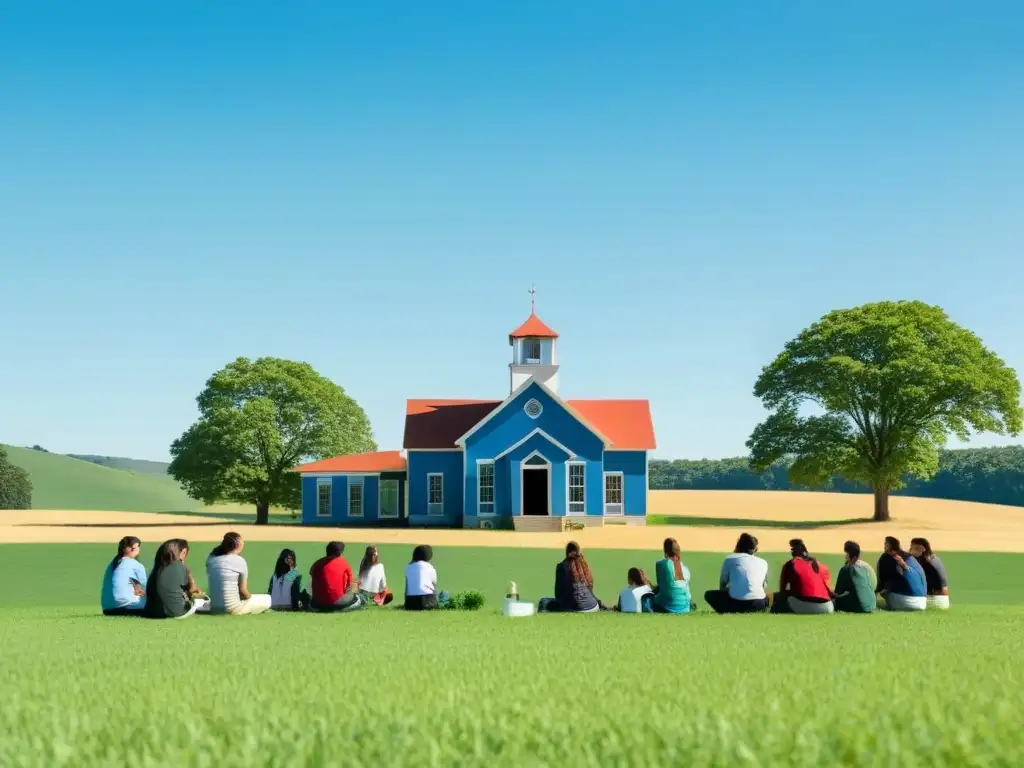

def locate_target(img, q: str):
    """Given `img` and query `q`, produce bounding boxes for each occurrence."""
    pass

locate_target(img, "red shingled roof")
[509,312,558,339]
[403,397,655,450]
[292,450,407,474]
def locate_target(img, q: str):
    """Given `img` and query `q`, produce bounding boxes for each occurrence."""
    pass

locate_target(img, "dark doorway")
[522,468,549,516]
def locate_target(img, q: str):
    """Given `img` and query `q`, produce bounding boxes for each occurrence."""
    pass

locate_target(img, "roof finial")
[529,284,536,314]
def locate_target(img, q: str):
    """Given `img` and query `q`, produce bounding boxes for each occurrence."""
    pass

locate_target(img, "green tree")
[169,357,376,524]
[0,445,33,509]
[746,301,1023,521]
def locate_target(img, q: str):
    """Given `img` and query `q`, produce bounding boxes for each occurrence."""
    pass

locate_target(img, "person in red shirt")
[310,541,364,612]
[771,539,835,614]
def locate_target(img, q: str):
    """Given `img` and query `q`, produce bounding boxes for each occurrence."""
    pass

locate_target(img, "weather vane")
[529,284,536,313]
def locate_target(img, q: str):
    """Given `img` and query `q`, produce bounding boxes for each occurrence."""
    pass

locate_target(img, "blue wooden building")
[293,306,656,529]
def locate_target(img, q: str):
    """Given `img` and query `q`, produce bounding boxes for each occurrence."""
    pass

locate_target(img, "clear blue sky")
[2,2,1023,462]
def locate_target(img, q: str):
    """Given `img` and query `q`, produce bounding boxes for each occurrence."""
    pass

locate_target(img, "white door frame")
[519,450,552,516]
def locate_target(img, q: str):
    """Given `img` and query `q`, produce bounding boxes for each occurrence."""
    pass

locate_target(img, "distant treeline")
[649,446,1024,508]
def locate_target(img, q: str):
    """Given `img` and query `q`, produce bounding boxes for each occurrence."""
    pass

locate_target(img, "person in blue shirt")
[101,536,148,616]
[876,536,927,611]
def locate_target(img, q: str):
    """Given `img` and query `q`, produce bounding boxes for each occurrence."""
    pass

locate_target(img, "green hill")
[64,454,171,476]
[3,445,209,512]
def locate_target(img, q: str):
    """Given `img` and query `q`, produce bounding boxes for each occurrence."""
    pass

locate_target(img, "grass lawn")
[2,543,1023,766]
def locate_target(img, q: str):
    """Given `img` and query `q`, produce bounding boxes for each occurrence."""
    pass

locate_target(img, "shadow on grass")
[647,515,875,529]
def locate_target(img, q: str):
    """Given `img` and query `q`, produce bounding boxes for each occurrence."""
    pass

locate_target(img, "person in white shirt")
[404,544,439,610]
[615,567,654,613]
[704,533,770,613]
[206,532,272,616]
[357,545,393,606]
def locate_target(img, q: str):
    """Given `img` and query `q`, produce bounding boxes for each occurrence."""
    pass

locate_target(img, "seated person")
[831,540,875,613]
[310,541,364,612]
[653,537,692,614]
[704,533,770,614]
[268,548,309,610]
[206,532,273,616]
[875,536,927,611]
[771,539,834,614]
[101,536,147,616]
[144,538,208,619]
[539,542,604,613]
[616,567,654,613]
[358,545,393,606]
[404,545,439,610]
[910,537,950,610]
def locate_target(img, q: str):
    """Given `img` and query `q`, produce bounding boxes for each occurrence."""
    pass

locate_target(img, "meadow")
[2,542,1024,766]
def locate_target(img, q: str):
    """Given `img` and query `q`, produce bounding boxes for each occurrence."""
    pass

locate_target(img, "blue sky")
[2,2,1023,461]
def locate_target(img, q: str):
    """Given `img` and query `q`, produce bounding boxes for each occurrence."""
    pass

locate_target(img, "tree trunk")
[255,498,270,526]
[872,487,891,522]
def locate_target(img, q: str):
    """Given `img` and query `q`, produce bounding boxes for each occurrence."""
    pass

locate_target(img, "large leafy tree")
[747,301,1022,522]
[0,446,33,510]
[169,357,376,524]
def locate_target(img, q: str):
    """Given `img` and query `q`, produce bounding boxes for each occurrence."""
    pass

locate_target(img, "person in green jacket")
[831,540,875,613]
[653,538,693,614]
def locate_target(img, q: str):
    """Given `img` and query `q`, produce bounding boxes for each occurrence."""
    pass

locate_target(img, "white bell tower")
[509,286,560,394]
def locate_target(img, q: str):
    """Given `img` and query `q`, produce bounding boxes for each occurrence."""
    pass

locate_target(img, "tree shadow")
[647,515,874,529]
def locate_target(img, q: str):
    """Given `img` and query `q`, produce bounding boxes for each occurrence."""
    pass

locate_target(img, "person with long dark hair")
[909,537,950,610]
[771,539,834,614]
[100,536,147,616]
[653,537,693,614]
[206,532,272,615]
[539,541,604,612]
[876,536,927,611]
[615,567,653,613]
[404,544,439,610]
[704,533,770,614]
[268,549,308,610]
[358,545,393,606]
[144,539,208,619]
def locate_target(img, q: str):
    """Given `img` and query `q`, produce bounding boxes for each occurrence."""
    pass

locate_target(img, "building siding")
[603,450,647,516]
[407,450,464,526]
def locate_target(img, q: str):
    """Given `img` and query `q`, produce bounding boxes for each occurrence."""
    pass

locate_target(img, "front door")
[522,468,549,516]
[380,479,400,519]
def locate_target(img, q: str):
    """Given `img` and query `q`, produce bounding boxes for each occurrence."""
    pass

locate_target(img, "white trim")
[454,376,612,447]
[566,460,586,516]
[493,427,577,462]
[477,459,496,516]
[300,471,383,478]
[603,471,624,516]
[348,477,364,517]
[645,452,649,514]
[519,453,552,516]
[427,472,444,516]
[379,477,400,519]
[316,478,332,518]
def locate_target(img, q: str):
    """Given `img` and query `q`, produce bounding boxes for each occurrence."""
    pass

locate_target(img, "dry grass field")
[4,490,1024,551]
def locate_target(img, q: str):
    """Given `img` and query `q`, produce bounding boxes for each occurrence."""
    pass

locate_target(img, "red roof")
[403,398,655,450]
[291,450,407,474]
[509,312,559,339]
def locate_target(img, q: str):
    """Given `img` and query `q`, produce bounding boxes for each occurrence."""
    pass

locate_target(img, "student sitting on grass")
[405,545,440,611]
[704,533,770,614]
[206,532,273,616]
[539,541,605,613]
[875,536,927,612]
[771,539,834,614]
[831,541,875,613]
[358,545,393,606]
[144,539,208,619]
[310,541,364,613]
[268,549,309,611]
[101,536,147,616]
[910,537,950,610]
[615,568,654,613]
[653,537,693,614]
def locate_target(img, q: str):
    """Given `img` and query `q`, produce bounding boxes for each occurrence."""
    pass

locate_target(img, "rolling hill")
[65,454,171,477]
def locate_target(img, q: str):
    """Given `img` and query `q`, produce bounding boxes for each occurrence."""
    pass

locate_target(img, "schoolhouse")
[292,301,656,530]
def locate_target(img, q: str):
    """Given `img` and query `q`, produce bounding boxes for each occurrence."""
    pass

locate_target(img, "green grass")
[2,543,1023,766]
[64,454,171,476]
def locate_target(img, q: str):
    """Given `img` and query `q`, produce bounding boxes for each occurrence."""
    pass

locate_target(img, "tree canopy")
[169,357,376,524]
[0,445,33,510]
[746,301,1023,521]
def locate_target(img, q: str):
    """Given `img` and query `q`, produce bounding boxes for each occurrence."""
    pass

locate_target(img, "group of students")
[536,533,950,615]
[100,531,444,619]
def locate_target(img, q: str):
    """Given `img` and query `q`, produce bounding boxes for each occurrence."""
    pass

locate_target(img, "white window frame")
[523,338,541,363]
[603,471,624,516]
[566,461,586,516]
[477,460,495,516]
[379,478,400,519]
[316,479,332,518]
[348,478,364,517]
[427,473,444,516]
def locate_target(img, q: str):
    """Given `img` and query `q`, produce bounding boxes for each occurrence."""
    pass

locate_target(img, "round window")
[524,399,543,419]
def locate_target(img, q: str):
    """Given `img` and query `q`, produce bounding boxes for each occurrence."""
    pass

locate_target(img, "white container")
[503,598,536,617]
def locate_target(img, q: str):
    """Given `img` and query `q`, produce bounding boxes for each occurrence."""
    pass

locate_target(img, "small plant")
[442,590,485,611]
